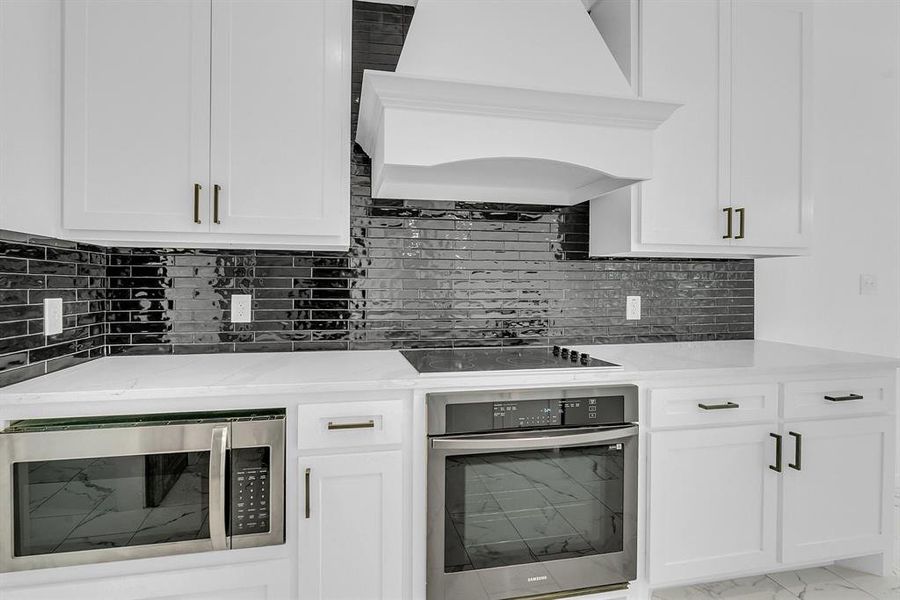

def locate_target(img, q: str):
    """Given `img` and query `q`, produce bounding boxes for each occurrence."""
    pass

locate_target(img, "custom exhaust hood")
[356,0,681,206]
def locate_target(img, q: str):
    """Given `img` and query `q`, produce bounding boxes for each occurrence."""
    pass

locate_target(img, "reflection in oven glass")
[444,446,624,572]
[13,452,210,557]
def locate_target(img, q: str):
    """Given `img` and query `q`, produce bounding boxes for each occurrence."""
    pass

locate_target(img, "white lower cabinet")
[649,424,779,584]
[781,416,893,564]
[649,384,895,587]
[298,451,404,600]
[0,560,292,600]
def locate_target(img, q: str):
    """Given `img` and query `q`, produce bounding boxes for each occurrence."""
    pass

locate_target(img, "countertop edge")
[2,357,898,407]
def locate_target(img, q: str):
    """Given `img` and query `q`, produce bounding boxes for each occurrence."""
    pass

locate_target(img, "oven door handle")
[430,425,637,451]
[208,424,229,551]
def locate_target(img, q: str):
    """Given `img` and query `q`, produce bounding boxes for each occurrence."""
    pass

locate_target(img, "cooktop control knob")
[552,345,561,356]
[580,353,590,365]
[560,347,569,358]
[570,351,579,362]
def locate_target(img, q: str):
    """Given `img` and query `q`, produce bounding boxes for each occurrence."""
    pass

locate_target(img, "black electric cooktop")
[400,346,622,374]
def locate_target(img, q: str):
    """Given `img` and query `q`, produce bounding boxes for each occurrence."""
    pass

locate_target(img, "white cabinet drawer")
[782,377,894,420]
[649,384,778,429]
[298,399,405,450]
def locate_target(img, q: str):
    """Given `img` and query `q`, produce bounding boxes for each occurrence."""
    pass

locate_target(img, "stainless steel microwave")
[0,410,285,573]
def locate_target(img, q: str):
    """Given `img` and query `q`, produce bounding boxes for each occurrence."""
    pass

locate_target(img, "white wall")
[755,0,900,360]
[0,0,63,238]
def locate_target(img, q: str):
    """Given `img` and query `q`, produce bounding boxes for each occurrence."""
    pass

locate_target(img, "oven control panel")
[445,395,626,434]
[492,398,602,429]
[231,447,270,535]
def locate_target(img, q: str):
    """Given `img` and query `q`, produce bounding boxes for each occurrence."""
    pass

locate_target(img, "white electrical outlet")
[859,273,878,295]
[231,294,252,323]
[626,295,641,320]
[43,298,63,336]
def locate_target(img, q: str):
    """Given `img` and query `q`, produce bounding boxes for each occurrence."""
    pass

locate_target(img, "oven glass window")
[444,445,624,572]
[13,452,210,557]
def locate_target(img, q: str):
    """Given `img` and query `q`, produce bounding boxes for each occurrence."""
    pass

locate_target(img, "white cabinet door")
[590,0,812,258]
[63,0,211,233]
[0,560,292,600]
[210,0,350,244]
[637,0,727,248]
[729,0,812,249]
[648,425,779,585]
[299,451,404,600]
[781,417,893,564]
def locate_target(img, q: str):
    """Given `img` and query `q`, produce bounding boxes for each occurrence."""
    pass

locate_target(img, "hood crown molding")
[356,0,681,205]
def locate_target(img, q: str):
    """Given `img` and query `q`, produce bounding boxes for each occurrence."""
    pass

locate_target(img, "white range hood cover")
[356,0,681,206]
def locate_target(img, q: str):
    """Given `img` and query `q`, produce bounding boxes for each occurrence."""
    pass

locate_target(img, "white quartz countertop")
[0,350,419,405]
[572,340,900,374]
[0,340,897,406]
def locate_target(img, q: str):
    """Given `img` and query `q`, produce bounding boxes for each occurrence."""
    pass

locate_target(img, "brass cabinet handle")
[213,184,221,224]
[788,431,802,471]
[723,207,733,239]
[304,467,311,519]
[769,433,782,473]
[327,419,375,431]
[193,183,202,224]
[735,207,746,239]
[824,393,863,402]
[698,401,740,410]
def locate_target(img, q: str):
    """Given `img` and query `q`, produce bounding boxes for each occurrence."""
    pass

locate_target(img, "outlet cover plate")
[626,296,641,320]
[43,298,63,336]
[231,294,252,323]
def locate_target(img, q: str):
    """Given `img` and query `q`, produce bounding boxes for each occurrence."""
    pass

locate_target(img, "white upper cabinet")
[590,0,812,258]
[209,0,349,240]
[62,0,350,250]
[631,0,725,249]
[729,0,812,250]
[63,0,211,234]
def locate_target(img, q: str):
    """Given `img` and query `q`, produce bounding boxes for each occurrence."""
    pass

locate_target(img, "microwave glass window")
[13,452,210,557]
[443,445,624,573]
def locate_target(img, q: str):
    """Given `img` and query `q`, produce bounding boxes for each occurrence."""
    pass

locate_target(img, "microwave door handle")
[430,425,638,452]
[208,424,229,551]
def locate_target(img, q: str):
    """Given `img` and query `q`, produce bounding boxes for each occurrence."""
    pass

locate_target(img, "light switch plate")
[626,295,641,320]
[859,274,878,295]
[43,298,63,336]
[231,294,252,323]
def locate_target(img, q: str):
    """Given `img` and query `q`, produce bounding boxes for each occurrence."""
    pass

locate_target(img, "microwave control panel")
[231,447,270,535]
[444,395,626,434]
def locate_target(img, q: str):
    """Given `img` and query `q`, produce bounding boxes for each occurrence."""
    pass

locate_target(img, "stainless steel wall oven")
[427,386,638,600]
[0,410,285,572]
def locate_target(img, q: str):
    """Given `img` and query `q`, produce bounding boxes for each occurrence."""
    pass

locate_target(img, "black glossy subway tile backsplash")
[0,230,107,387]
[0,1,752,387]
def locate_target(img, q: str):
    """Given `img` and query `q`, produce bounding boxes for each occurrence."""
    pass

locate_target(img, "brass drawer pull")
[327,420,375,431]
[723,207,733,239]
[770,433,782,473]
[788,431,802,471]
[213,184,221,224]
[193,183,202,224]
[698,401,739,410]
[824,393,863,402]
[304,467,311,519]
[735,207,746,239]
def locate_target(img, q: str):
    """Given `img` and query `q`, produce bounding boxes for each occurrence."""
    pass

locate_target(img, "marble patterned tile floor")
[652,488,900,599]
